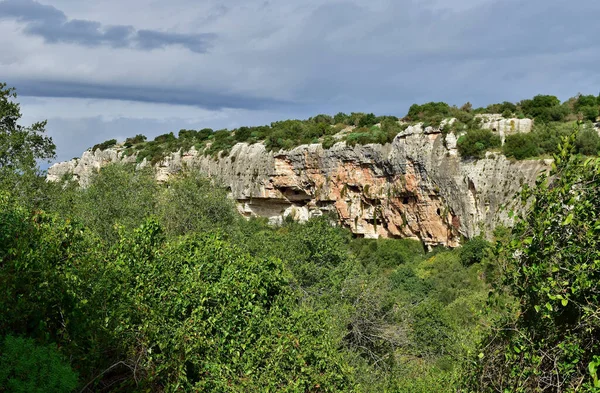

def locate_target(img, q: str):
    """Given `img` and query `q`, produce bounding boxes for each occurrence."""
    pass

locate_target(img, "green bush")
[153,132,176,143]
[157,172,236,236]
[310,114,333,125]
[466,132,600,391]
[503,132,538,159]
[458,236,491,266]
[576,127,600,155]
[519,95,569,122]
[457,129,501,159]
[389,265,432,299]
[579,105,599,122]
[486,101,517,115]
[124,134,146,147]
[333,112,350,125]
[358,113,377,127]
[410,300,453,356]
[91,138,117,152]
[101,220,355,391]
[406,102,451,122]
[574,94,598,111]
[322,135,336,149]
[62,163,158,243]
[0,335,78,393]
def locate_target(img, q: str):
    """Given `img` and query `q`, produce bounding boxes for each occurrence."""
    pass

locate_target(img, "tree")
[502,133,538,159]
[0,83,55,173]
[466,130,600,392]
[157,171,236,237]
[333,112,349,125]
[0,84,55,203]
[456,129,501,159]
[53,163,159,244]
[575,127,600,155]
[358,113,377,127]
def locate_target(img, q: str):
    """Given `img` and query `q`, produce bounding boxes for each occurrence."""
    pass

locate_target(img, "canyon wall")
[48,124,549,247]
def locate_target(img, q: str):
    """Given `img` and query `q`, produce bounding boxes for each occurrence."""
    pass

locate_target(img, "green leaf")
[561,299,568,307]
[562,213,574,226]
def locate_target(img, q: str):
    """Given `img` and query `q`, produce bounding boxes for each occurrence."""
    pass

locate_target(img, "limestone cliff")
[48,124,549,247]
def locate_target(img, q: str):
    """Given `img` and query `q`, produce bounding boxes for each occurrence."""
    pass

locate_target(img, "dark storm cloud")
[14,79,292,110]
[0,0,215,53]
[5,0,600,121]
[7,0,598,164]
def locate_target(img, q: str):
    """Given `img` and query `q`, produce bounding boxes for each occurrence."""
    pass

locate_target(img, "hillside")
[48,94,600,246]
[4,82,600,391]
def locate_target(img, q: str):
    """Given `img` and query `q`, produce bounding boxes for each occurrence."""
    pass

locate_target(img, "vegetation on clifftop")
[86,93,600,164]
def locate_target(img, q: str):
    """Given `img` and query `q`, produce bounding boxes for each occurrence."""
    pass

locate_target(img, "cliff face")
[48,124,548,247]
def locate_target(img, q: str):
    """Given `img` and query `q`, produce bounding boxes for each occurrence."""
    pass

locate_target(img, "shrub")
[466,132,600,392]
[91,138,117,152]
[71,164,158,243]
[410,300,454,356]
[485,101,516,114]
[310,114,333,125]
[503,133,538,159]
[153,132,176,143]
[322,136,336,149]
[390,265,432,299]
[124,134,146,147]
[578,105,599,122]
[458,236,491,266]
[574,94,598,111]
[575,127,600,155]
[457,129,501,159]
[0,335,78,393]
[333,112,350,125]
[233,126,252,141]
[406,102,450,121]
[157,172,236,236]
[358,113,378,127]
[519,95,568,122]
[532,121,573,155]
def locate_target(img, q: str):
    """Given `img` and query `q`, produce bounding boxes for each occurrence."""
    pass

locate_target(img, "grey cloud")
[0,0,64,22]
[14,79,294,110]
[272,0,600,110]
[0,0,215,53]
[5,0,600,118]
[136,30,216,53]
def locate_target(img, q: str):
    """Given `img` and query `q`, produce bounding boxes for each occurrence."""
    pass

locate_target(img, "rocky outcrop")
[477,114,533,144]
[46,148,137,187]
[48,124,549,247]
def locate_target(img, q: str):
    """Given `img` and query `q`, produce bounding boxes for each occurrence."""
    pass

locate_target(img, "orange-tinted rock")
[48,124,549,247]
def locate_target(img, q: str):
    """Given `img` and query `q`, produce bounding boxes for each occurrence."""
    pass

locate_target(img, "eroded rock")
[48,127,548,247]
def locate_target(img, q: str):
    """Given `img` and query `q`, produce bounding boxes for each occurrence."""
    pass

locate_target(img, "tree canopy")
[466,130,600,392]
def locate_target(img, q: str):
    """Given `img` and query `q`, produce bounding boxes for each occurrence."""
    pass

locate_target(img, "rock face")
[477,114,534,144]
[46,149,137,187]
[48,125,549,247]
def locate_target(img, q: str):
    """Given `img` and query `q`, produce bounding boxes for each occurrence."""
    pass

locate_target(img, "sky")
[1,0,599,163]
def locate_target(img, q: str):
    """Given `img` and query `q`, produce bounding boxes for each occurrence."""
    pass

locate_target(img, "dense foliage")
[2,84,600,392]
[0,83,55,205]
[465,132,600,392]
[457,129,501,159]
[502,121,600,159]
[0,335,78,393]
